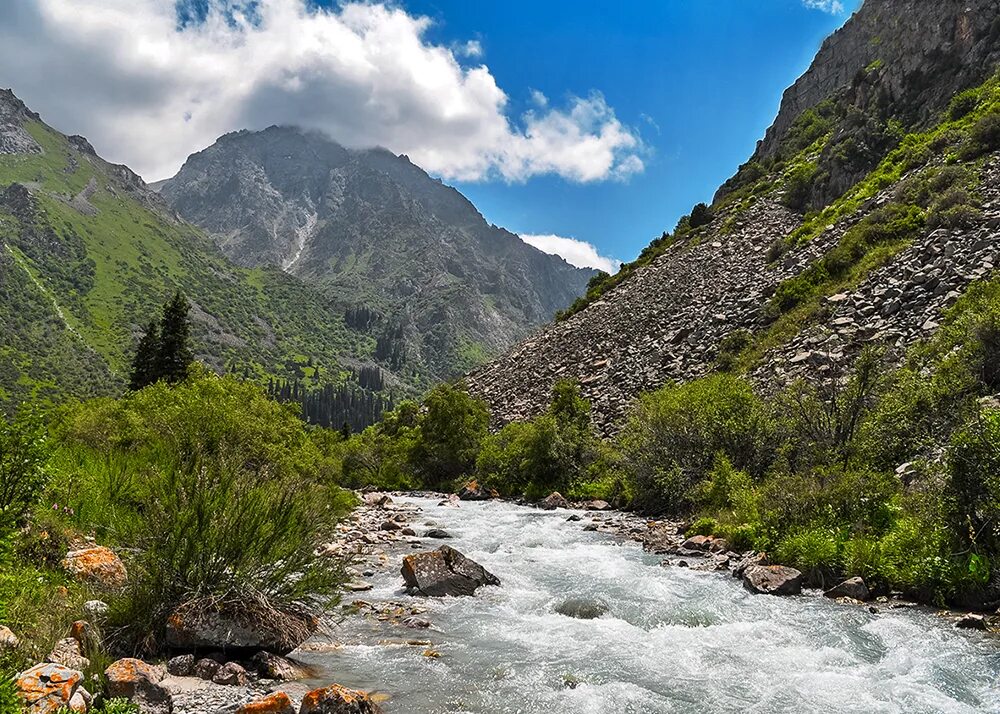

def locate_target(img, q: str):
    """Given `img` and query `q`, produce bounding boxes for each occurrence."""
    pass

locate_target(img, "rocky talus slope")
[468,0,1000,434]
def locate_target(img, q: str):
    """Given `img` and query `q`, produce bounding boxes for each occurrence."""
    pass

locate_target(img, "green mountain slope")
[0,89,375,413]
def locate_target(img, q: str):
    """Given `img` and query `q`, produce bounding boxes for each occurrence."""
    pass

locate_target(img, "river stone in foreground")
[742,565,804,596]
[401,545,501,597]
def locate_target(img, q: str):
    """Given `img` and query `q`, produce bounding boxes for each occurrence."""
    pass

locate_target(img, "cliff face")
[467,0,1000,435]
[158,127,595,386]
[758,0,1000,159]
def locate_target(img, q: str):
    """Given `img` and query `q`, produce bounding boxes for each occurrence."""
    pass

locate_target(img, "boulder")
[166,598,318,655]
[565,515,582,522]
[193,658,221,680]
[437,494,460,507]
[299,684,383,714]
[554,598,608,620]
[956,613,989,630]
[83,600,109,619]
[423,529,452,539]
[681,535,728,552]
[69,621,96,651]
[379,520,402,532]
[45,638,89,671]
[824,576,870,602]
[166,654,195,677]
[105,658,172,714]
[742,565,804,596]
[731,551,768,578]
[62,546,127,589]
[456,480,496,501]
[362,493,392,508]
[235,691,296,714]
[401,545,500,597]
[539,492,570,510]
[212,661,250,686]
[0,625,19,650]
[582,500,611,511]
[251,651,307,681]
[15,663,85,714]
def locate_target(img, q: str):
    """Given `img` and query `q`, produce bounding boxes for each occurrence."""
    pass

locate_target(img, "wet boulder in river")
[742,565,803,596]
[457,480,496,501]
[401,545,500,597]
[424,528,452,539]
[539,492,570,510]
[824,576,870,601]
[555,598,608,619]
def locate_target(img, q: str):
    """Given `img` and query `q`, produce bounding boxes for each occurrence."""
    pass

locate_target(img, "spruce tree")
[129,320,160,390]
[156,290,194,384]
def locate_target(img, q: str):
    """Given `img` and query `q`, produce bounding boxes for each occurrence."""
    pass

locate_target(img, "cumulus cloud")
[519,234,620,274]
[0,0,643,183]
[802,0,845,13]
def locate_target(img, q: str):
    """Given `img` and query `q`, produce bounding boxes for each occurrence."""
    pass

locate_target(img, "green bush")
[715,329,753,372]
[947,408,1000,552]
[686,517,717,537]
[0,673,18,714]
[774,527,841,584]
[961,111,1000,159]
[408,383,489,489]
[50,371,349,653]
[0,408,51,529]
[619,375,775,513]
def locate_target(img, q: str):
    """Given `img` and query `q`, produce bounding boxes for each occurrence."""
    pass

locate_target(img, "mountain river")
[297,496,1000,713]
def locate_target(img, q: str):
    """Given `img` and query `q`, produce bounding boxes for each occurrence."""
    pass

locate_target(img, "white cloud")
[458,39,483,58]
[0,0,643,183]
[802,0,845,13]
[519,234,620,274]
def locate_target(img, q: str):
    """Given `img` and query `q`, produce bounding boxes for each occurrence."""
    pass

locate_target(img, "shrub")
[961,112,1000,159]
[947,408,1000,552]
[408,383,489,489]
[618,375,775,513]
[0,674,18,714]
[774,527,841,585]
[715,329,753,372]
[782,163,819,211]
[689,203,713,229]
[0,408,51,530]
[949,88,980,120]
[687,517,717,536]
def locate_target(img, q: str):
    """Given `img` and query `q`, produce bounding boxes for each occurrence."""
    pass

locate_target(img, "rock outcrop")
[401,545,501,597]
[62,546,127,589]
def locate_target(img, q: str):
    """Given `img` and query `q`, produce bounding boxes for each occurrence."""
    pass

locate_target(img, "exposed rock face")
[105,658,172,714]
[756,0,1000,163]
[158,126,594,386]
[0,88,41,155]
[299,684,383,714]
[742,565,804,596]
[165,599,318,655]
[401,545,501,597]
[16,663,87,714]
[62,546,127,589]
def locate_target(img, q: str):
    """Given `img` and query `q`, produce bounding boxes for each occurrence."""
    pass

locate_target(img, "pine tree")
[129,320,160,390]
[155,290,194,384]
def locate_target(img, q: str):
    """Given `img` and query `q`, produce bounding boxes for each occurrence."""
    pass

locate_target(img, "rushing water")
[298,497,1000,713]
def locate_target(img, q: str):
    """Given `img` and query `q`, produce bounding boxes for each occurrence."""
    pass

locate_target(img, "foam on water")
[301,497,1000,713]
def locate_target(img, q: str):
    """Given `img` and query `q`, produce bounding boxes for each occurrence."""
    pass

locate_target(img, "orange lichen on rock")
[62,546,127,588]
[235,691,296,714]
[299,683,383,714]
[16,662,84,713]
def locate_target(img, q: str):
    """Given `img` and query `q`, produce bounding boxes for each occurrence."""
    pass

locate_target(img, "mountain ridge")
[158,124,595,386]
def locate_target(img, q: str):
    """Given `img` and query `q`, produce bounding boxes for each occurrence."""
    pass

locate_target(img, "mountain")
[467,0,1000,434]
[156,126,595,385]
[0,88,385,424]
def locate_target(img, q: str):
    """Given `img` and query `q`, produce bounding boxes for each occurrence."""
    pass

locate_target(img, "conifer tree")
[129,320,161,390]
[155,291,194,384]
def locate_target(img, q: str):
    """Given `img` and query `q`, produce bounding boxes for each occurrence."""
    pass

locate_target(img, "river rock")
[15,662,86,713]
[212,661,250,686]
[362,493,392,508]
[299,684,383,714]
[555,598,609,620]
[681,535,728,552]
[166,598,318,655]
[167,655,195,677]
[401,545,501,597]
[424,529,452,539]
[379,520,402,532]
[105,658,172,714]
[742,565,804,596]
[539,492,570,510]
[824,576,870,601]
[457,480,495,501]
[582,500,611,511]
[731,551,768,578]
[235,691,296,714]
[251,651,307,681]
[62,545,127,589]
[956,613,989,630]
[194,658,221,680]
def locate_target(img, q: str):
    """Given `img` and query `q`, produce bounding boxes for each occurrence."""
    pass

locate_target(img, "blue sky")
[403,0,861,265]
[0,0,860,268]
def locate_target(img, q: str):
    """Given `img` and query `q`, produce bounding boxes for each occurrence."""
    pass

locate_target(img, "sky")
[0,0,861,269]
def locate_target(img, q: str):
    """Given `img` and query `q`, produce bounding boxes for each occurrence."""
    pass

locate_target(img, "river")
[298,497,1000,713]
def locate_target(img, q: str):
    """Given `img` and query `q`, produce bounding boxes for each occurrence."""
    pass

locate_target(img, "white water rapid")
[300,497,1000,713]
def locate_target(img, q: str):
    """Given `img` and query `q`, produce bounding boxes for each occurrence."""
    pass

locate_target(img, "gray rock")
[251,651,307,681]
[212,662,250,686]
[424,529,452,539]
[539,492,570,510]
[555,598,609,620]
[401,545,501,597]
[167,654,195,677]
[824,576,870,601]
[742,565,803,596]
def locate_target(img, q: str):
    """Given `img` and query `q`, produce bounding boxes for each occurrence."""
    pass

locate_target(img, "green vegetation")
[128,291,194,390]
